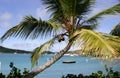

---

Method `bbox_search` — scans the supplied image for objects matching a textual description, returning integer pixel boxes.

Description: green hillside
[0,46,55,54]
[0,46,79,54]
[0,46,31,54]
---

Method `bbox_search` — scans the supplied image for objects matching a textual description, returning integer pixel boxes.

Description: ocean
[0,54,120,78]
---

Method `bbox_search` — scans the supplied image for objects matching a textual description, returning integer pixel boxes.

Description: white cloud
[0,22,10,27]
[0,12,12,20]
[0,12,12,27]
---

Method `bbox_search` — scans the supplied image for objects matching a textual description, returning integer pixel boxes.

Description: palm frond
[42,0,64,18]
[110,23,120,36]
[59,0,95,16]
[42,0,95,21]
[31,37,56,67]
[79,22,99,30]
[86,4,120,24]
[72,29,120,59]
[1,25,21,41]
[75,0,95,16]
[1,16,62,41]
[101,33,120,53]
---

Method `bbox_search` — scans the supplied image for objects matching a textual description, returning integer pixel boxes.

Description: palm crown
[1,0,120,67]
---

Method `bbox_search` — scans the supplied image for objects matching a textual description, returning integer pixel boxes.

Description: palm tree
[1,0,120,78]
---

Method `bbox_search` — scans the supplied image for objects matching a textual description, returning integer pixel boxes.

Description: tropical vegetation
[62,67,120,78]
[62,65,120,78]
[0,0,120,78]
[0,62,29,78]
[1,63,120,78]
[110,23,120,36]
[0,46,31,54]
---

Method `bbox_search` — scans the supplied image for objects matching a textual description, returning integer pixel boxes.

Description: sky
[0,0,120,51]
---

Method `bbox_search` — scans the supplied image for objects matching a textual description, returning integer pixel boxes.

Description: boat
[62,60,76,63]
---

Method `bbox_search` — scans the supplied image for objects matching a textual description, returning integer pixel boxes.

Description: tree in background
[1,0,120,78]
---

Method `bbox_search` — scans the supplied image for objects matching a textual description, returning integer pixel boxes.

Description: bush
[0,62,29,78]
[62,65,120,78]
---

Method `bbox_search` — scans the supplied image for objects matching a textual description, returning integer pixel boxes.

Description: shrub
[62,65,120,78]
[0,62,29,78]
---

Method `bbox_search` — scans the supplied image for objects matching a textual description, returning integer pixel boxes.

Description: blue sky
[0,0,120,51]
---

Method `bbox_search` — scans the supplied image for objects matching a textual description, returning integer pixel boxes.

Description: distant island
[0,46,55,54]
[0,46,81,55]
[0,46,31,54]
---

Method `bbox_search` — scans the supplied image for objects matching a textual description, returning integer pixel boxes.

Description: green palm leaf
[72,29,120,59]
[59,0,95,16]
[110,23,120,36]
[42,0,95,21]
[1,16,62,41]
[1,25,21,41]
[31,37,56,67]
[101,33,120,53]
[86,4,120,24]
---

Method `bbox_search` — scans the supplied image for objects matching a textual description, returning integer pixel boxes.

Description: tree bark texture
[24,41,73,78]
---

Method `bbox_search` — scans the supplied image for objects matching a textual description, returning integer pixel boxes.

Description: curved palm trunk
[24,41,73,78]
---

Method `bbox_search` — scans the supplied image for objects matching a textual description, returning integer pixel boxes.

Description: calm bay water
[0,54,120,78]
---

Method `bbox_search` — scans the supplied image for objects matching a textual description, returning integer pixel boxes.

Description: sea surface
[0,54,120,78]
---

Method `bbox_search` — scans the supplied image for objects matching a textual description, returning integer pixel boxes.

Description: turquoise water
[0,54,120,78]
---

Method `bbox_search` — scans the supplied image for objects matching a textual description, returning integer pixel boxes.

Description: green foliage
[86,4,120,24]
[31,37,56,67]
[1,0,120,68]
[0,46,31,54]
[62,65,120,78]
[72,29,120,59]
[0,62,29,78]
[110,23,120,36]
[1,16,61,41]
